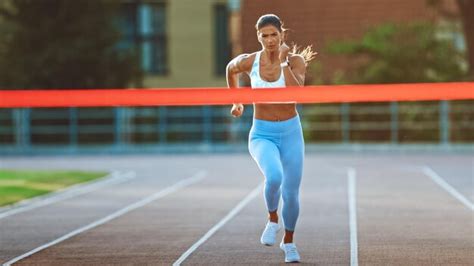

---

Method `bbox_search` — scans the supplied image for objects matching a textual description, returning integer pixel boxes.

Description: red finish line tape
[0,82,473,108]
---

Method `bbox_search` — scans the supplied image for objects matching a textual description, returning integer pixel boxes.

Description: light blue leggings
[248,114,304,231]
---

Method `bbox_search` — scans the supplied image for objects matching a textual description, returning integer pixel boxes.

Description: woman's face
[257,25,283,52]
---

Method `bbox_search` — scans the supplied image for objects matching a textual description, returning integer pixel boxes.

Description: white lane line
[0,170,136,220]
[173,182,264,266]
[422,166,474,211]
[3,170,207,266]
[347,167,358,266]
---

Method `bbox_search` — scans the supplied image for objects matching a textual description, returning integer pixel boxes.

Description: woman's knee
[282,189,299,202]
[265,170,283,189]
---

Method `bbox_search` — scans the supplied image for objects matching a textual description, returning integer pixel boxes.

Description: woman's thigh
[249,137,283,178]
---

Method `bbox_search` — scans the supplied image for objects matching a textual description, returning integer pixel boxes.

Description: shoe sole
[260,239,275,246]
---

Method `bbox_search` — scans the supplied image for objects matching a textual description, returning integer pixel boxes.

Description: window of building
[214,4,231,76]
[119,1,167,75]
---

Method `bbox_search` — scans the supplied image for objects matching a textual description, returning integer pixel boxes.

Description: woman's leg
[249,137,284,218]
[280,128,304,242]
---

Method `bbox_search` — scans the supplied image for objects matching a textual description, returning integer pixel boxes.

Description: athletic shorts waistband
[251,114,301,134]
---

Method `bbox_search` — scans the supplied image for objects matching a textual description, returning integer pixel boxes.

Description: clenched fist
[231,104,244,117]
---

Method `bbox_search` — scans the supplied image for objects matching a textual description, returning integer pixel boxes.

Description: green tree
[0,0,142,89]
[326,22,467,84]
[304,23,470,143]
[428,0,474,79]
[455,0,474,79]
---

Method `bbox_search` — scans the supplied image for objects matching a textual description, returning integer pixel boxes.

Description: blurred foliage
[304,22,472,143]
[427,0,474,79]
[325,22,468,84]
[0,0,142,89]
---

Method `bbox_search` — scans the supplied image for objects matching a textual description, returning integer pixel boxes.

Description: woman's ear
[281,30,287,43]
[256,31,261,42]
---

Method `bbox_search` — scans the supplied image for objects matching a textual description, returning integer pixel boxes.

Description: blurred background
[0,0,472,154]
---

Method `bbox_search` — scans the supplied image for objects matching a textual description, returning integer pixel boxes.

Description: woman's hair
[256,14,284,32]
[255,14,317,65]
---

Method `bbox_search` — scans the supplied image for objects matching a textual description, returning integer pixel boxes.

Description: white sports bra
[249,51,286,89]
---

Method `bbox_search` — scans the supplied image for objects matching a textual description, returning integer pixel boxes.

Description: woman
[226,14,315,263]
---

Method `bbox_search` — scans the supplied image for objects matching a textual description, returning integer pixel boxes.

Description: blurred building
[234,0,461,84]
[117,0,462,87]
[119,0,231,88]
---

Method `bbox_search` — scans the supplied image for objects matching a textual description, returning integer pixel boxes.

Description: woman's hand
[231,104,244,117]
[279,42,290,63]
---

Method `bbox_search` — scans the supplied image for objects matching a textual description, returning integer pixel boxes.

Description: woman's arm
[226,54,251,88]
[279,44,306,86]
[226,54,253,117]
[284,55,306,86]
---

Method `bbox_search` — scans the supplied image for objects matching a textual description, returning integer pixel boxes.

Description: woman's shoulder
[238,52,258,65]
[232,52,258,72]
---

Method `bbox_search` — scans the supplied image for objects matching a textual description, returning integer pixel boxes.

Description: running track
[0,153,472,265]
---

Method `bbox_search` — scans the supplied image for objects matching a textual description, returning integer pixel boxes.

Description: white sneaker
[280,242,301,263]
[260,222,280,246]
